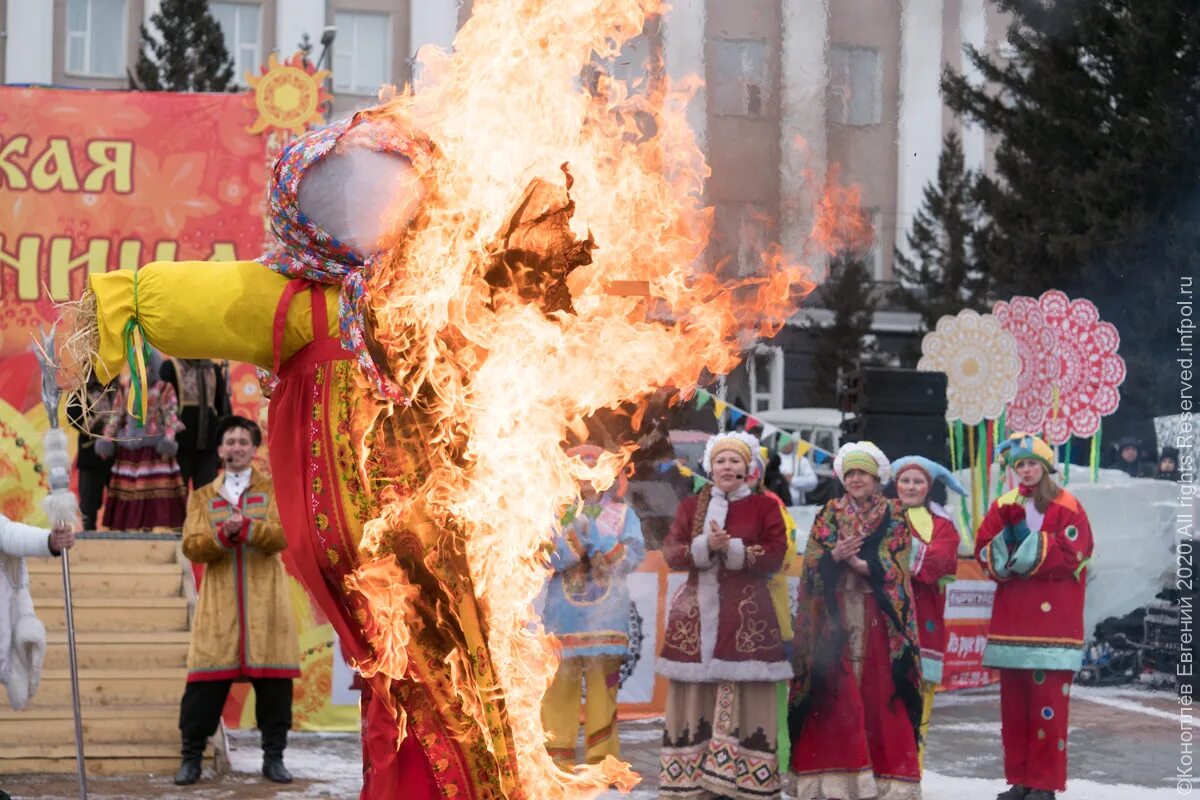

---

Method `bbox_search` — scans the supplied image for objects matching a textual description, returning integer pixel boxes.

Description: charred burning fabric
[56,2,856,798]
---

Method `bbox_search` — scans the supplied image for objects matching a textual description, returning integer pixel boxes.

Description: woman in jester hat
[788,441,923,800]
[889,455,966,769]
[59,110,580,800]
[976,433,1093,800]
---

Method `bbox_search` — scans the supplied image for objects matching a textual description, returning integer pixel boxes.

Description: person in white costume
[0,514,75,710]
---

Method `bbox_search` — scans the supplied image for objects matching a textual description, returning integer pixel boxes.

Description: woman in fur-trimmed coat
[657,431,792,800]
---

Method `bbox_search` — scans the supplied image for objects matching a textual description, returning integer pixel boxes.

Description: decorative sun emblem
[244,51,333,136]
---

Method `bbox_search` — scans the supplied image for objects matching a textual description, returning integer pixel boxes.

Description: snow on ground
[226,729,363,798]
[220,683,1182,799]
[918,772,1180,800]
[1073,685,1191,724]
[595,773,1182,800]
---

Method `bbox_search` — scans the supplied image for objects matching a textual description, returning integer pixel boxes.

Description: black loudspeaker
[842,368,948,416]
[841,413,949,464]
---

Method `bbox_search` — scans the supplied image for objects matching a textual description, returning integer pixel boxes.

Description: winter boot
[173,759,202,785]
[263,756,294,783]
[173,737,205,785]
[995,787,1030,800]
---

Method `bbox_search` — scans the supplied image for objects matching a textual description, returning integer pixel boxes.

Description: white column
[895,0,946,259]
[5,1,54,84]
[409,0,458,90]
[409,0,458,56]
[779,0,829,264]
[959,0,986,172]
[276,0,325,59]
[662,0,706,154]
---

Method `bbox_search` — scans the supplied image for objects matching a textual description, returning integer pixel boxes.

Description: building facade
[1,0,1011,408]
[1,0,465,116]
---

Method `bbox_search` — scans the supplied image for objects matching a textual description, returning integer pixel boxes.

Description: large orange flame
[340,1,857,797]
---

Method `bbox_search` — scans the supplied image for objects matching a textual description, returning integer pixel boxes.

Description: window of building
[714,203,769,277]
[747,345,784,413]
[210,2,262,85]
[828,46,881,126]
[712,39,768,117]
[66,0,127,77]
[333,12,391,95]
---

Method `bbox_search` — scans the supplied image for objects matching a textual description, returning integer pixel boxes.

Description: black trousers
[77,465,111,531]
[175,447,221,492]
[178,678,293,760]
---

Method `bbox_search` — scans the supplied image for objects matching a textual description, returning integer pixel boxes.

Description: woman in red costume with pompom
[976,433,1094,800]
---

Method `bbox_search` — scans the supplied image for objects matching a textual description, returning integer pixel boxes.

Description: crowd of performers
[538,429,1091,800]
[59,117,1092,800]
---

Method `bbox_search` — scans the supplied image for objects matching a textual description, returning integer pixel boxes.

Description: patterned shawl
[788,493,923,744]
[259,112,436,402]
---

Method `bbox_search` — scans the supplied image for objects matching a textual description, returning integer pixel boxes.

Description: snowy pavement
[1,684,1184,799]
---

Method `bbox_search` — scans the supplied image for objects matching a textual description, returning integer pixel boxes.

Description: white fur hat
[702,431,762,476]
[833,441,891,484]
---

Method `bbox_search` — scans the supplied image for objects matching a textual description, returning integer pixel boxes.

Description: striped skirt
[105,445,187,530]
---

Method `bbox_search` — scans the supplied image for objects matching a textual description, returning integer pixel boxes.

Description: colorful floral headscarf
[258,112,436,402]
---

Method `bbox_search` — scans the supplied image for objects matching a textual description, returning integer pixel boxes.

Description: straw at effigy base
[55,289,100,395]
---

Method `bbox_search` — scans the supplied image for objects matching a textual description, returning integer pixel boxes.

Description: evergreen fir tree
[892,131,990,332]
[133,0,235,92]
[941,0,1200,424]
[811,254,878,406]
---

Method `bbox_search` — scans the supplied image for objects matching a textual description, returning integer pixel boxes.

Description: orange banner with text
[0,85,271,522]
[1,86,358,730]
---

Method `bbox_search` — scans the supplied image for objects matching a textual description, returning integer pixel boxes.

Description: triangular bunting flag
[678,465,694,478]
[694,388,712,410]
[728,408,745,427]
[692,474,707,492]
[713,399,727,419]
[813,450,829,464]
[796,440,811,457]
[745,416,761,432]
[778,432,793,449]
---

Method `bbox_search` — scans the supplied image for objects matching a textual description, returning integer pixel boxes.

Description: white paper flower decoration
[918,309,1021,424]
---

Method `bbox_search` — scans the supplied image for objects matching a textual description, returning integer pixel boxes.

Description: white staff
[34,325,88,800]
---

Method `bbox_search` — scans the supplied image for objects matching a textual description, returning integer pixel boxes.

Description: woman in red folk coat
[657,431,793,800]
[976,433,1094,800]
[891,455,967,768]
[789,441,923,800]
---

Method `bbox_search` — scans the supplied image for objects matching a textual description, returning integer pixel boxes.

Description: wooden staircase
[0,535,204,776]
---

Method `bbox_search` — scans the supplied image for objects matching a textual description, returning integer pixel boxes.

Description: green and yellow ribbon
[122,268,151,425]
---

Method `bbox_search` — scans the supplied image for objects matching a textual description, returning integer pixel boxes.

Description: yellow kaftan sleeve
[88,261,340,383]
[247,493,287,555]
[181,489,229,565]
[767,504,798,642]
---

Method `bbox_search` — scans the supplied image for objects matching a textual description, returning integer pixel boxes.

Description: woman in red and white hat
[657,431,792,800]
